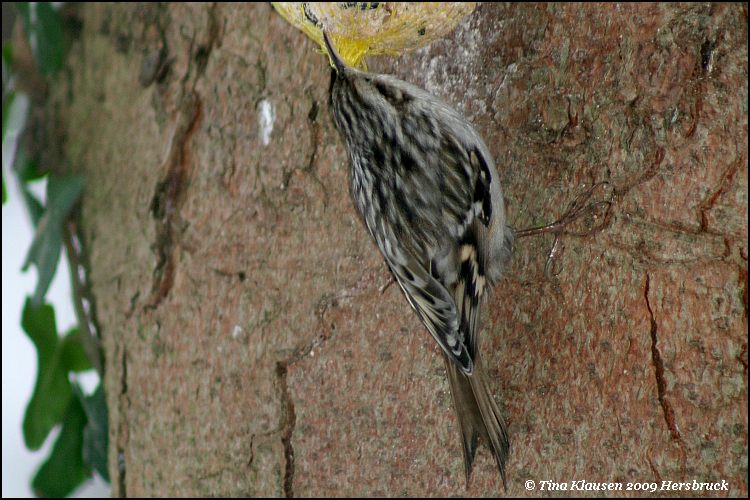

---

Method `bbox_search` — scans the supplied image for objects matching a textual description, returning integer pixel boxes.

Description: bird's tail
[444,353,509,488]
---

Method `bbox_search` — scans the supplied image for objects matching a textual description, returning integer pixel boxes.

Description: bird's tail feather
[444,354,509,488]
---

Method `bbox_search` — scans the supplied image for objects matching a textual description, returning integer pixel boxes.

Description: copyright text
[524,479,729,493]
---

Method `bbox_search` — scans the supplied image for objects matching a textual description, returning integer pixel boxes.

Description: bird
[323,31,514,486]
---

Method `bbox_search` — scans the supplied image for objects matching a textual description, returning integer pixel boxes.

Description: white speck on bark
[258,99,275,146]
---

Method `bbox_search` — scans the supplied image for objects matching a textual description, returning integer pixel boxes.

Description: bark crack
[268,270,385,497]
[644,273,682,441]
[646,450,663,484]
[192,2,222,82]
[281,97,329,208]
[145,3,221,309]
[146,93,203,309]
[276,361,296,498]
[116,346,129,497]
[246,434,256,468]
[738,342,748,376]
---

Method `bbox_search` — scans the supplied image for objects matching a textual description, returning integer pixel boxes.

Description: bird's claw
[516,181,612,284]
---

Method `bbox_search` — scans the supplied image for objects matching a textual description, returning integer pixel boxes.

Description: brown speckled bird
[324,32,513,485]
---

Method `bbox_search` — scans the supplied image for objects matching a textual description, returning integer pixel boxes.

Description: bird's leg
[515,182,612,281]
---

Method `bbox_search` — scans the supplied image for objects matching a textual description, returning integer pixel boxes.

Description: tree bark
[40,3,746,496]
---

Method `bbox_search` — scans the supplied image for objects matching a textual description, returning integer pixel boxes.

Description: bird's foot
[515,182,612,281]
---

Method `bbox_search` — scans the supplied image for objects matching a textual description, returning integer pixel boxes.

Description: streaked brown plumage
[324,32,513,486]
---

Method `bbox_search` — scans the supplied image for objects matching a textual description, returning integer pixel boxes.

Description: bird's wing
[385,249,474,374]
[452,147,494,357]
[383,145,494,374]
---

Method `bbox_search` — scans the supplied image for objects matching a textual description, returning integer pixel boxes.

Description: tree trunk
[40,3,746,496]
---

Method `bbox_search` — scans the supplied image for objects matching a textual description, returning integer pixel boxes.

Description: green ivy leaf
[22,174,84,307]
[21,299,72,450]
[46,174,85,217]
[2,40,12,66]
[60,328,93,373]
[23,219,63,308]
[20,183,45,225]
[31,396,89,498]
[15,2,65,76]
[14,155,47,225]
[75,384,109,482]
[17,156,47,183]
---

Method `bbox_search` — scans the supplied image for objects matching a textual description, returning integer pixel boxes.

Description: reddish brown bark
[41,3,746,496]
